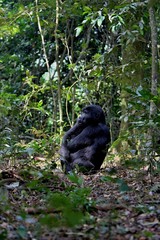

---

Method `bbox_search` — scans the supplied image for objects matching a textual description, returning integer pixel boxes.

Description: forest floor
[0,159,160,240]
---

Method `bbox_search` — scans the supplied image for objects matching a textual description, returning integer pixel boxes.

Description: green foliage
[111,84,160,172]
[42,192,85,227]
[123,158,145,169]
[67,172,84,186]
[0,229,7,240]
[17,226,28,239]
[40,174,93,227]
[25,169,57,192]
[143,231,154,238]
[101,176,131,192]
[0,0,159,172]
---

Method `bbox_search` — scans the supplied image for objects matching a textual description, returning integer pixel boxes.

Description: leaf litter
[0,164,160,240]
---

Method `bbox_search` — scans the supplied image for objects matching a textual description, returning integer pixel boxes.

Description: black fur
[60,105,110,173]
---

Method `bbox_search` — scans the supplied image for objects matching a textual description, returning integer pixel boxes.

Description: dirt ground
[0,163,160,240]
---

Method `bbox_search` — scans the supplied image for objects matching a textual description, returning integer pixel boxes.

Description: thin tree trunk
[148,2,158,117]
[35,0,56,134]
[145,1,159,160]
[55,0,63,134]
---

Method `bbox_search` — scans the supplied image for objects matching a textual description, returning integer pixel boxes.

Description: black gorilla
[60,105,110,173]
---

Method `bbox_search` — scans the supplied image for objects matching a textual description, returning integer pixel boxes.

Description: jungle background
[0,0,160,239]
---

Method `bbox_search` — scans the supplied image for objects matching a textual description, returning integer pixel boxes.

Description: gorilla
[60,105,110,173]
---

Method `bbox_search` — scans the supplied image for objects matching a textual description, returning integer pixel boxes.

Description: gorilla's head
[77,105,106,125]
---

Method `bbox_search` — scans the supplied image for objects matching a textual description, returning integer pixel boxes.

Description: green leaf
[101,177,131,192]
[25,147,35,156]
[67,172,84,186]
[97,16,105,27]
[48,193,71,210]
[63,209,84,227]
[0,229,7,240]
[75,26,83,37]
[116,179,131,192]
[83,6,92,14]
[37,100,43,107]
[17,226,28,239]
[101,176,118,183]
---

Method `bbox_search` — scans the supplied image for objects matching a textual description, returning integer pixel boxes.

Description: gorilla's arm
[68,123,110,152]
[60,122,83,162]
[62,123,82,143]
[67,125,101,152]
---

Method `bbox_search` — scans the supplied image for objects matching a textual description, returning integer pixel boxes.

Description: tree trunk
[55,0,63,134]
[147,1,159,154]
[148,2,158,117]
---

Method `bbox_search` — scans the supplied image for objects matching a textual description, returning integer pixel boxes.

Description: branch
[35,0,50,79]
